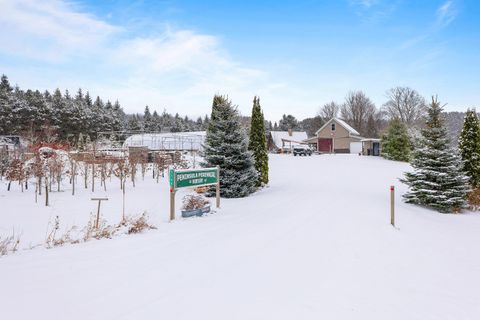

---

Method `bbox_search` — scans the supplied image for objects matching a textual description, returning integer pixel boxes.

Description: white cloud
[349,0,399,24]
[436,1,457,27]
[0,0,303,119]
[400,0,458,50]
[350,0,380,8]
[0,0,119,62]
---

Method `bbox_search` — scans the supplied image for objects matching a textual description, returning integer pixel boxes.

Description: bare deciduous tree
[340,91,377,136]
[383,87,426,126]
[319,101,340,120]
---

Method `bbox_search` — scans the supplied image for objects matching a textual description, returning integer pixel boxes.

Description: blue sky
[0,0,479,121]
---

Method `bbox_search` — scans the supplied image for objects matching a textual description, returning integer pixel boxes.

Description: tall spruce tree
[143,106,153,131]
[458,109,480,187]
[402,97,468,213]
[248,96,269,186]
[381,118,411,162]
[202,95,257,198]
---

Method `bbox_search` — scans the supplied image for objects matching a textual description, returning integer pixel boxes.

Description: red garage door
[318,138,332,153]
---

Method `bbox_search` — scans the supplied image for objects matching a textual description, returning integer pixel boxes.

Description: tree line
[0,74,468,148]
[0,75,210,146]
[272,87,426,138]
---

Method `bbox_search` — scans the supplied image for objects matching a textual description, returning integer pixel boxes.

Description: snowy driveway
[1,154,480,320]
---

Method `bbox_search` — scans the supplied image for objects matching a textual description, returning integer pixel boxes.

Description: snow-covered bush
[43,213,156,250]
[124,212,156,234]
[0,233,20,256]
[182,194,210,211]
[467,188,480,211]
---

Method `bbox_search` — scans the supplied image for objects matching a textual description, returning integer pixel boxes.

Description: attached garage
[349,141,362,154]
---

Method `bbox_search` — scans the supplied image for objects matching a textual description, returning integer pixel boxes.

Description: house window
[331,123,336,131]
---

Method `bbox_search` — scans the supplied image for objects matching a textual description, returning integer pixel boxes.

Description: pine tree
[152,110,161,131]
[0,75,14,134]
[202,115,209,130]
[143,106,153,131]
[111,100,125,132]
[171,113,184,132]
[458,109,480,187]
[381,118,411,162]
[202,95,258,198]
[402,97,468,213]
[127,114,142,131]
[278,114,299,131]
[51,89,64,137]
[248,96,269,186]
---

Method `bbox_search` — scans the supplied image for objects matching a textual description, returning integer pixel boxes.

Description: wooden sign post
[169,166,220,221]
[390,186,395,227]
[169,187,176,221]
[91,197,108,228]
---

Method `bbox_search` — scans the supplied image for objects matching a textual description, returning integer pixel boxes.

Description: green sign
[169,167,218,189]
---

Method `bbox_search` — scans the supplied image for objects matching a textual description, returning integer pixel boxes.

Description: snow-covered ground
[1,154,480,319]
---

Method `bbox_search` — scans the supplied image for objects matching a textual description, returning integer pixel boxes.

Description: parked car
[293,144,312,156]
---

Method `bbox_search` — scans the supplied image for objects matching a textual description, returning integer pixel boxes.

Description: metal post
[390,186,395,227]
[216,166,220,208]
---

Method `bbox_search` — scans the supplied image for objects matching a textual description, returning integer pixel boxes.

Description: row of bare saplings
[2,148,188,207]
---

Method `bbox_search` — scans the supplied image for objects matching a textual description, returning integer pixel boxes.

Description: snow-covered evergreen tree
[151,110,161,131]
[248,96,269,186]
[202,95,257,198]
[127,114,142,131]
[143,106,153,131]
[381,118,411,162]
[402,97,468,213]
[458,109,480,187]
[0,75,14,134]
[111,100,125,132]
[171,113,184,132]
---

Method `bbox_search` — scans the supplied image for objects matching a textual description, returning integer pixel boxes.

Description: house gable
[315,118,360,137]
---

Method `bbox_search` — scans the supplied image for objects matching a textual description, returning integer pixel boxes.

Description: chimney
[288,128,292,136]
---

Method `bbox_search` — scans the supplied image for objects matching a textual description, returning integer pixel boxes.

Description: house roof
[270,131,308,148]
[303,136,319,144]
[315,118,360,136]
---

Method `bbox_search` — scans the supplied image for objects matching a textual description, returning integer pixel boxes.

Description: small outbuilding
[361,139,381,156]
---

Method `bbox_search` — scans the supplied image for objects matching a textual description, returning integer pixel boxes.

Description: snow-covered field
[1,154,480,319]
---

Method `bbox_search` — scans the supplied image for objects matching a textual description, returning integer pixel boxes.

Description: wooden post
[170,188,176,221]
[122,179,126,222]
[95,200,101,228]
[92,162,95,192]
[91,197,108,229]
[390,185,395,227]
[45,177,49,206]
[71,161,75,196]
[216,166,220,208]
